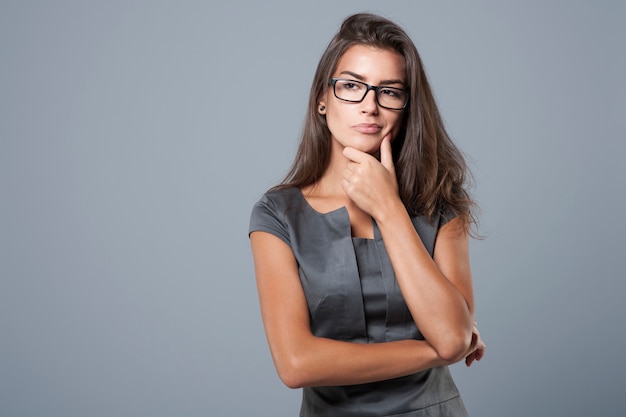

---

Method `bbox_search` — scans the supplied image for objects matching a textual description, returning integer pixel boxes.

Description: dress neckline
[294,188,377,241]
[295,187,348,217]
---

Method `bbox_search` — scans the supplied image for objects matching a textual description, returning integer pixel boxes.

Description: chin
[353,139,382,155]
[333,134,382,155]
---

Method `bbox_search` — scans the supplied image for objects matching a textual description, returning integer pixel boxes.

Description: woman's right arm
[250,231,466,388]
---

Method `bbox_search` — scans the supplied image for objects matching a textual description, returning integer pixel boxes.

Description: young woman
[249,13,485,416]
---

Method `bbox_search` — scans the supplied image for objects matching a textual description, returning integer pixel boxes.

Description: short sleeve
[249,193,291,246]
[438,207,459,228]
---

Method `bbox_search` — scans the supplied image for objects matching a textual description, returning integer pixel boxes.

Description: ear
[318,101,327,115]
[317,87,331,115]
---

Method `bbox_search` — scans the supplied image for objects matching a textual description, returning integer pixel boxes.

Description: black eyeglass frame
[329,78,410,110]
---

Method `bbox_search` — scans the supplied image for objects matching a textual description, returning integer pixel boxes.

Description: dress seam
[386,393,463,416]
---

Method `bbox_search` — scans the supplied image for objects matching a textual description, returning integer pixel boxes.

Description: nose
[359,88,379,114]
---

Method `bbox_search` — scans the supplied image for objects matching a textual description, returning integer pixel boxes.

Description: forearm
[374,199,474,360]
[274,335,450,388]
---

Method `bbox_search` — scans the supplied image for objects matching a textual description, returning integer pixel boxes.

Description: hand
[464,322,486,367]
[341,134,400,218]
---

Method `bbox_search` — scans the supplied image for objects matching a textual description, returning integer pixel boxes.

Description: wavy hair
[274,13,477,231]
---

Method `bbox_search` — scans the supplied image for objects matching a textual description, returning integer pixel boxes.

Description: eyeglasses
[330,78,410,110]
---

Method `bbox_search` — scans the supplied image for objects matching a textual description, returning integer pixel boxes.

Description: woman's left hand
[342,134,400,218]
[465,322,486,367]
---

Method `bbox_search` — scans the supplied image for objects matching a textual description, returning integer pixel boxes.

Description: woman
[249,13,485,416]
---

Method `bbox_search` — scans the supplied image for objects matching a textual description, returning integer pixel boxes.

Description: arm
[250,230,457,388]
[342,137,475,361]
[377,208,475,361]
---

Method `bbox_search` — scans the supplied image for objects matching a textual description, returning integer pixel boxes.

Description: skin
[250,45,485,389]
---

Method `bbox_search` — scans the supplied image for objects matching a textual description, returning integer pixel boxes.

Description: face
[319,44,407,155]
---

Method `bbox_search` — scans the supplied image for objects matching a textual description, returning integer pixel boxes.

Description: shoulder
[409,209,458,257]
[252,187,302,216]
[249,187,302,246]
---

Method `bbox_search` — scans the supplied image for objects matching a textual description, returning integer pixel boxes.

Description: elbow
[280,375,305,390]
[275,353,310,389]
[278,368,305,389]
[435,330,472,363]
[270,334,321,388]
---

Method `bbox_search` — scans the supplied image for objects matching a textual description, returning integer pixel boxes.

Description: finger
[476,344,486,361]
[469,331,478,351]
[345,161,359,173]
[342,165,355,183]
[341,178,353,195]
[343,146,368,163]
[379,134,395,173]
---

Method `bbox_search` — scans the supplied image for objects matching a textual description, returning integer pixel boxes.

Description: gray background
[1,1,624,416]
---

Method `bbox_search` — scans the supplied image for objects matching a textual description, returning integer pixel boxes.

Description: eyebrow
[339,70,406,87]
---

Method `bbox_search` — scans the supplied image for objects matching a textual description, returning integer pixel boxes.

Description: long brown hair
[275,13,477,230]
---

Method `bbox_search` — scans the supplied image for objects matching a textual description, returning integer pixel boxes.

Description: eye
[338,80,364,91]
[380,87,400,98]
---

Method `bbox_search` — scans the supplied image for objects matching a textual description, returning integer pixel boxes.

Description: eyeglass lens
[333,79,408,109]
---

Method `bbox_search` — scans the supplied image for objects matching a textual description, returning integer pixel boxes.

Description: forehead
[334,44,406,82]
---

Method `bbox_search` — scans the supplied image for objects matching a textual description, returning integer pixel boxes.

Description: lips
[352,123,382,134]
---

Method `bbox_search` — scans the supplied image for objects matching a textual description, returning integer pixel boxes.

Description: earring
[319,105,326,113]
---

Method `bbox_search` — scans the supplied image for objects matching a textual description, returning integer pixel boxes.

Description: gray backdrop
[2,1,624,416]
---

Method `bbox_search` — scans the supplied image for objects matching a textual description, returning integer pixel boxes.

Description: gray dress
[249,187,469,417]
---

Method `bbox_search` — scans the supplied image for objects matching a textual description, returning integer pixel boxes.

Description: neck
[307,139,351,198]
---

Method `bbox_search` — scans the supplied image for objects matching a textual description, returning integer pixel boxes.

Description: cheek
[324,107,346,135]
[388,114,405,137]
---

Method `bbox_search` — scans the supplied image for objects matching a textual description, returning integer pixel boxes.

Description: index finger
[379,134,395,173]
[342,146,369,163]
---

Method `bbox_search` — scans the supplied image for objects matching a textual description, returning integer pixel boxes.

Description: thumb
[380,134,395,173]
